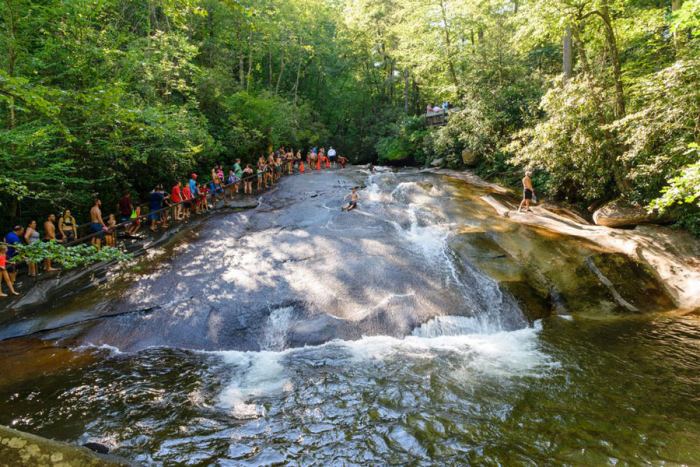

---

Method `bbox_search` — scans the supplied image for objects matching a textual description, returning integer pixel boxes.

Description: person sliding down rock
[342,187,360,212]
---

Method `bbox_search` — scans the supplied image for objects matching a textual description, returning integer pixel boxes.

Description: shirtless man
[43,214,59,271]
[90,198,106,249]
[342,187,360,211]
[518,171,535,213]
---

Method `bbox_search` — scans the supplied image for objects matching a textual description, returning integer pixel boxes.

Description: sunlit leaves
[10,241,132,269]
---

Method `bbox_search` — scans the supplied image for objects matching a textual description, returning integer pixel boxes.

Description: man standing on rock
[518,171,535,213]
[328,146,337,167]
[90,198,106,249]
[43,214,59,272]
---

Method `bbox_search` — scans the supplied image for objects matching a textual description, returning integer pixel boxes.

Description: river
[1,167,699,464]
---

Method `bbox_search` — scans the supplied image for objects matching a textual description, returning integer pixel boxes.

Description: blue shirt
[149,191,164,211]
[189,178,199,197]
[4,232,21,260]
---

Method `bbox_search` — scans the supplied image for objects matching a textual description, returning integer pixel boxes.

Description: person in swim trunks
[518,170,535,213]
[342,187,360,211]
[90,199,106,249]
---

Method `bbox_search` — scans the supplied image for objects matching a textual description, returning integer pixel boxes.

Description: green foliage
[610,60,700,202]
[508,76,617,202]
[0,0,699,236]
[10,241,132,269]
[376,116,429,164]
[650,151,700,235]
[434,99,500,166]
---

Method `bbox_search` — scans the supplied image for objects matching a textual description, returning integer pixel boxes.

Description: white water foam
[213,318,555,419]
[217,350,289,419]
[72,343,124,356]
[261,307,294,351]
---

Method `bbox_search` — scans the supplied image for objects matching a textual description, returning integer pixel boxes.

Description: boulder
[461,149,478,166]
[429,157,445,167]
[593,199,668,228]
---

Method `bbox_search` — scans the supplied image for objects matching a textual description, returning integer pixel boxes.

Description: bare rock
[593,199,669,228]
[461,149,478,166]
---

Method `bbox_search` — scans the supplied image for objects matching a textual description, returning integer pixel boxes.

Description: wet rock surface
[0,167,680,349]
[0,424,130,466]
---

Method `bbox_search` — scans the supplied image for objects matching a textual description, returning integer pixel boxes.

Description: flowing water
[1,167,699,465]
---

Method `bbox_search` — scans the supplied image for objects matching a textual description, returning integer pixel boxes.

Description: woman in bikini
[24,220,40,277]
[243,164,254,194]
[58,209,78,243]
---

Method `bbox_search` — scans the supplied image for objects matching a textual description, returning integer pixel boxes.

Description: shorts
[90,222,105,239]
[329,155,336,161]
[524,189,533,200]
[184,201,192,209]
[148,212,160,221]
[6,263,16,273]
[348,201,357,209]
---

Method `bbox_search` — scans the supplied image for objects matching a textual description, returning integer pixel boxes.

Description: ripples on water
[1,314,698,464]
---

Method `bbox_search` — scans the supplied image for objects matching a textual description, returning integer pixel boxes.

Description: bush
[10,241,132,269]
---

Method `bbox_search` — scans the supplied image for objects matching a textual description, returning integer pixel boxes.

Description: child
[128,207,142,236]
[105,213,117,247]
[342,187,360,211]
[0,245,19,297]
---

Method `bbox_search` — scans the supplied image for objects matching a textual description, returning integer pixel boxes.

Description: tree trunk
[403,69,409,113]
[275,55,285,95]
[293,56,304,105]
[438,0,461,97]
[563,27,573,79]
[671,0,683,47]
[246,33,253,91]
[268,48,273,88]
[598,3,625,117]
[239,52,245,87]
[573,26,630,194]
[4,0,18,128]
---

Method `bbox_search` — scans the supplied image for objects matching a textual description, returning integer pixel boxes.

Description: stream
[1,167,699,465]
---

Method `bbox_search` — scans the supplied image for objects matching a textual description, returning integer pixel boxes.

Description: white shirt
[328,148,336,157]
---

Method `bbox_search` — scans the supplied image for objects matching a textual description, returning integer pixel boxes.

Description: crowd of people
[0,145,349,298]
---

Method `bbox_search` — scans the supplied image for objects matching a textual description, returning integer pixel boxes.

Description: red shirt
[171,185,182,203]
[0,254,6,269]
[182,185,192,200]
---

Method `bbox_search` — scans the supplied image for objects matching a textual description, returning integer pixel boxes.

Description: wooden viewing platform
[425,109,453,127]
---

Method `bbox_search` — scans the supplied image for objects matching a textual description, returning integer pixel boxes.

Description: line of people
[1,145,349,298]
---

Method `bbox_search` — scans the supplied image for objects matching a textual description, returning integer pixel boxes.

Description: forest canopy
[1,0,699,233]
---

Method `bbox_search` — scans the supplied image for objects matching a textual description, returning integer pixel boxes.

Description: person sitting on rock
[342,187,360,212]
